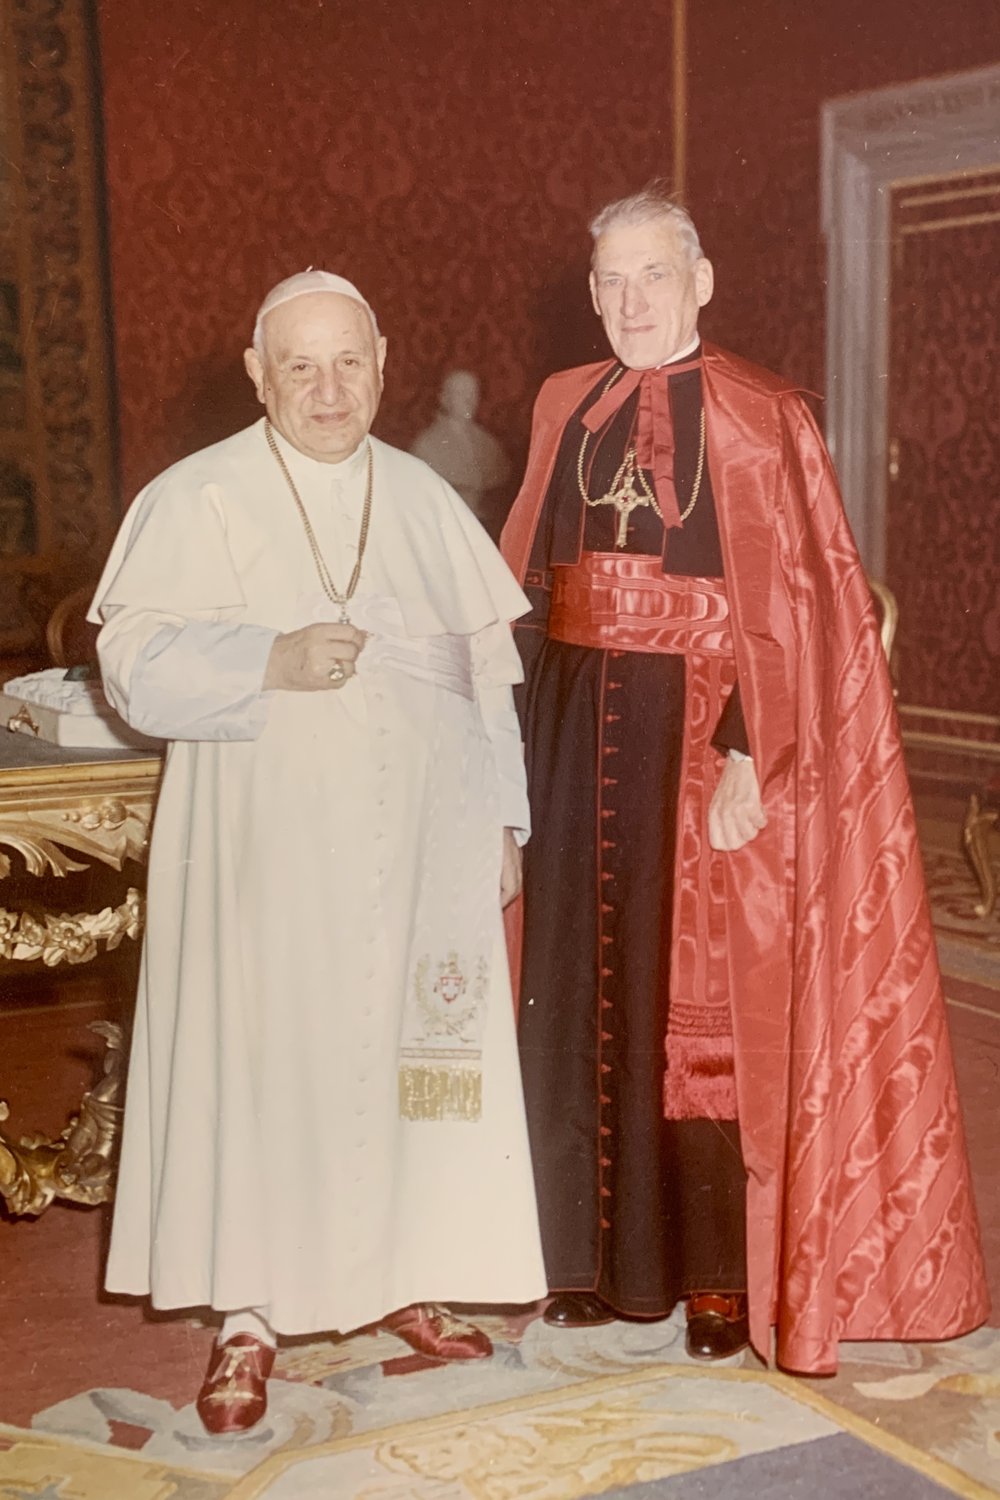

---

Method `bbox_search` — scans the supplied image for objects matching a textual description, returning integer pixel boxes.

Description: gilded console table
[0,733,161,962]
[0,733,161,1214]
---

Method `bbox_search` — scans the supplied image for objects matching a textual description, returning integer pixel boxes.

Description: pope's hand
[500,827,523,907]
[708,756,767,851]
[263,623,366,691]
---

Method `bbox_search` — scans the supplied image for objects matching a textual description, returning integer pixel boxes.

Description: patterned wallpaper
[97,0,997,719]
[887,185,1000,717]
[97,0,995,481]
[97,0,674,501]
[686,0,994,392]
[683,0,997,719]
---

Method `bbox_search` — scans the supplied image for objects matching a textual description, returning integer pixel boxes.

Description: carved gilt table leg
[0,754,159,1217]
[0,1021,125,1216]
[0,888,143,965]
[962,793,999,920]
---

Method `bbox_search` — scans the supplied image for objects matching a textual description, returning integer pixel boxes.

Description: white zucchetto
[253,269,379,346]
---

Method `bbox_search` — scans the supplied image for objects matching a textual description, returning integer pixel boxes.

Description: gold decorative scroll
[0,887,142,965]
[0,1021,125,1215]
[0,761,161,881]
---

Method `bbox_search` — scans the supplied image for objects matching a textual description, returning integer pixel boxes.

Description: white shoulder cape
[90,420,528,638]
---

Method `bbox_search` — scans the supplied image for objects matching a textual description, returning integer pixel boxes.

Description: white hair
[589,184,703,265]
[252,269,381,354]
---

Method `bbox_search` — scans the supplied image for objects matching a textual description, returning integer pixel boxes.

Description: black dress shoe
[685,1292,749,1360]
[543,1292,616,1328]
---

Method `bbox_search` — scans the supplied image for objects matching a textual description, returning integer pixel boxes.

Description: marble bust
[411,370,511,528]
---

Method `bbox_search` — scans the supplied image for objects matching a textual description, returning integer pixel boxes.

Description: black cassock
[515,354,747,1316]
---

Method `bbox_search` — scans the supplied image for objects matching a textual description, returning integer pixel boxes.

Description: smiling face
[244,292,387,462]
[589,217,714,370]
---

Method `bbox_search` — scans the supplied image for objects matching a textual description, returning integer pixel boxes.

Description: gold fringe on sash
[399,951,489,1121]
[399,1063,482,1122]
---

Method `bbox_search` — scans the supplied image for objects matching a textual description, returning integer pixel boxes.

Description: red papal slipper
[382,1303,493,1361]
[195,1333,276,1434]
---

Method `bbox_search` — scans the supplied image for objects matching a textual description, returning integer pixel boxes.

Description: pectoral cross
[584,448,658,549]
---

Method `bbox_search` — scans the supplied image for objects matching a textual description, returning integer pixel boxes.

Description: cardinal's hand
[708,756,767,851]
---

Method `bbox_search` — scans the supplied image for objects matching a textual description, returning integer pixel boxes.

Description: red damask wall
[686,0,999,717]
[97,0,674,502]
[97,1,998,718]
[687,0,995,389]
[887,186,1000,716]
[98,0,995,478]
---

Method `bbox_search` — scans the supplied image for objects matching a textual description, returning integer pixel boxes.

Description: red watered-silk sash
[548,553,733,658]
[546,550,740,1122]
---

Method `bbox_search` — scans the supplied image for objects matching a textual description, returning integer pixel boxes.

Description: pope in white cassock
[90,270,547,1435]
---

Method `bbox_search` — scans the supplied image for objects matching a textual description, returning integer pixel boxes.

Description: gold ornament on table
[5,703,41,737]
[0,1021,125,1215]
[577,368,706,549]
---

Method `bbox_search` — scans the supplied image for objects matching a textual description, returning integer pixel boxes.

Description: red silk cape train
[502,342,989,1373]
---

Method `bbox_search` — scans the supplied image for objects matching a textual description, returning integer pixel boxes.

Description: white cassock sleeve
[471,618,530,844]
[91,470,279,742]
[97,611,278,741]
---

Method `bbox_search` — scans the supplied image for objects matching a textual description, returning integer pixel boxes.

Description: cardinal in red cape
[501,184,988,1374]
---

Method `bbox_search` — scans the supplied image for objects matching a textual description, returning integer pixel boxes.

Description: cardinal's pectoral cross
[584,448,656,549]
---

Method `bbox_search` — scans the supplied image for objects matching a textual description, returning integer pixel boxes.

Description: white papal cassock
[91,419,546,1336]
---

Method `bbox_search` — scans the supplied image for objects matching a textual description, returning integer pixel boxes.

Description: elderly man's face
[589,219,713,370]
[244,292,387,462]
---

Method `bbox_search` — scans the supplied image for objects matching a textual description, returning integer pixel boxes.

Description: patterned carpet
[1,795,998,1499]
[2,1309,1000,1498]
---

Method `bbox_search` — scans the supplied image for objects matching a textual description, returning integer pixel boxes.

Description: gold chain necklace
[577,369,706,549]
[264,419,373,623]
